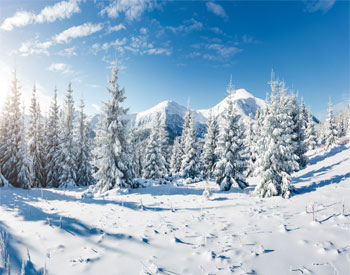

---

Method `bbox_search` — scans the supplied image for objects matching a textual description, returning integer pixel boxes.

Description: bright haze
[0,0,348,119]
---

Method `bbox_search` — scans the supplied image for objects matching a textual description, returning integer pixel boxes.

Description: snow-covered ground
[1,145,349,275]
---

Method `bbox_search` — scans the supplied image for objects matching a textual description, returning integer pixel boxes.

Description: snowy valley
[0,145,349,274]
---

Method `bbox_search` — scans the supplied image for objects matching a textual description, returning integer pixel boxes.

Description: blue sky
[0,0,348,119]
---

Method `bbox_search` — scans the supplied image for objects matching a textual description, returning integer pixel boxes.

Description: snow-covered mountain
[91,88,265,141]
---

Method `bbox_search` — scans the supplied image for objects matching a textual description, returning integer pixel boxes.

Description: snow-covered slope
[1,145,349,274]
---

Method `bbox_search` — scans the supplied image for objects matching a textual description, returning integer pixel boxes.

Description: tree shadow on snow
[294,172,350,196]
[308,145,347,166]
[0,222,44,275]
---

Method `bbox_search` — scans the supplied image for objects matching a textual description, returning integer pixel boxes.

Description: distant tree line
[0,66,348,199]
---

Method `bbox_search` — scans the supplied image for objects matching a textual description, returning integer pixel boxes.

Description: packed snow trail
[0,145,349,274]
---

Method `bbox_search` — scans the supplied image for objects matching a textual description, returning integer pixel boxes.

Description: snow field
[0,145,349,274]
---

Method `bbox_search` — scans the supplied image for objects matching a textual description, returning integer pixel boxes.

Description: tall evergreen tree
[180,103,200,179]
[245,113,256,177]
[28,85,45,187]
[325,99,338,149]
[58,83,77,187]
[254,80,299,198]
[291,94,308,169]
[46,88,61,188]
[93,64,133,192]
[1,69,31,188]
[170,136,182,176]
[142,114,166,180]
[75,99,94,186]
[305,111,317,150]
[201,112,219,179]
[214,92,248,191]
[0,94,11,175]
[159,117,170,176]
[128,123,143,178]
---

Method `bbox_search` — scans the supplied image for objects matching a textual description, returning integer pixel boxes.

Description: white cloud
[166,18,203,33]
[57,47,77,56]
[55,23,103,43]
[241,34,260,44]
[146,48,171,56]
[18,40,53,56]
[1,0,80,31]
[48,63,71,74]
[304,0,336,13]
[209,27,223,35]
[109,23,126,32]
[207,44,241,57]
[100,0,155,21]
[0,11,34,31]
[206,2,227,19]
[140,27,148,34]
[102,38,128,50]
[36,0,80,23]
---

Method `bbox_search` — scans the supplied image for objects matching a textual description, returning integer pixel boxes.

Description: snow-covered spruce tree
[251,108,264,176]
[159,117,171,176]
[75,99,94,186]
[0,94,11,175]
[214,92,248,191]
[93,64,133,192]
[57,83,77,187]
[245,113,256,177]
[254,80,299,198]
[1,69,31,188]
[142,114,166,180]
[28,85,45,187]
[128,123,144,178]
[201,112,219,179]
[325,99,338,149]
[170,136,183,176]
[290,94,308,169]
[46,88,61,188]
[180,104,200,179]
[305,111,317,150]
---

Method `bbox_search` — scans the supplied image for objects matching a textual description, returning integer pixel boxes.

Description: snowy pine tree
[291,94,308,169]
[201,112,219,179]
[142,114,166,180]
[1,69,31,188]
[93,64,133,192]
[28,85,45,187]
[180,103,200,179]
[57,83,77,187]
[254,79,299,198]
[305,111,317,150]
[245,113,256,177]
[46,88,61,188]
[75,99,94,186]
[159,117,170,176]
[170,136,183,176]
[128,123,144,178]
[214,91,248,191]
[325,99,338,149]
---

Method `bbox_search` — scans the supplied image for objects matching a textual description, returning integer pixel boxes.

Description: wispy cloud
[57,47,77,57]
[166,18,203,33]
[100,0,156,21]
[108,23,126,32]
[304,0,336,13]
[206,2,227,19]
[1,0,80,31]
[18,40,53,56]
[48,63,71,74]
[55,22,103,43]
